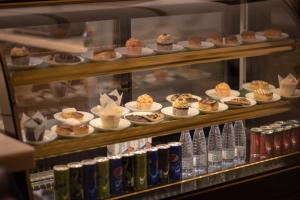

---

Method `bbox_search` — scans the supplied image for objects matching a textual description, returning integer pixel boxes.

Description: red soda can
[250,127,262,162]
[282,125,292,154]
[260,130,274,159]
[273,127,284,156]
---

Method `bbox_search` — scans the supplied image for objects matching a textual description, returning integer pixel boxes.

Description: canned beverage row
[250,119,300,162]
[53,142,182,200]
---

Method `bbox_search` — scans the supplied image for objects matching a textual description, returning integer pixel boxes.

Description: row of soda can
[53,142,182,200]
[250,119,300,162]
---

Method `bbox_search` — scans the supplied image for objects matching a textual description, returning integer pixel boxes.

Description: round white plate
[43,55,84,65]
[236,34,267,43]
[115,47,154,57]
[125,101,162,112]
[54,111,94,124]
[177,41,215,50]
[22,130,57,145]
[84,52,122,61]
[161,107,199,119]
[256,32,289,40]
[124,112,165,125]
[166,94,202,103]
[273,88,300,99]
[190,102,228,113]
[8,57,43,69]
[205,89,240,100]
[245,92,281,103]
[242,82,276,92]
[90,106,130,116]
[51,125,94,138]
[89,118,131,131]
[221,97,257,108]
[147,44,184,54]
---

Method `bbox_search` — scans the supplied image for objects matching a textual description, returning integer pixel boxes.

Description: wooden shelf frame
[34,100,297,160]
[11,39,295,86]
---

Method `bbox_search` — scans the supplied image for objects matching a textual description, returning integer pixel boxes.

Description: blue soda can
[168,142,182,181]
[109,155,123,196]
[81,159,97,200]
[146,147,159,186]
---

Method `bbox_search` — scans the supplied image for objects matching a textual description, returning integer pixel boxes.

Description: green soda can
[67,162,83,200]
[122,153,135,193]
[134,150,147,191]
[53,165,70,200]
[94,157,110,200]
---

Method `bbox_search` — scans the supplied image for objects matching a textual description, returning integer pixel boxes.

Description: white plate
[8,57,43,69]
[221,97,257,108]
[273,88,300,99]
[51,125,94,138]
[236,34,267,43]
[205,89,240,100]
[90,106,130,116]
[89,118,131,131]
[161,107,199,119]
[257,32,289,40]
[124,112,165,125]
[84,52,122,61]
[245,92,281,103]
[43,55,84,65]
[22,130,57,145]
[166,94,202,103]
[177,41,215,50]
[147,44,184,54]
[115,47,154,57]
[125,101,162,112]
[54,111,94,124]
[190,102,228,113]
[242,82,276,92]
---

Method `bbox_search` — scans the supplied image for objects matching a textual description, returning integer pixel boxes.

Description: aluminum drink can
[121,153,135,192]
[53,165,70,200]
[286,120,299,125]
[109,155,123,196]
[67,162,83,200]
[273,121,287,126]
[168,142,182,181]
[146,147,159,187]
[250,128,262,162]
[81,159,97,200]
[283,125,292,154]
[260,125,273,131]
[260,130,274,159]
[290,124,299,152]
[134,150,147,191]
[157,144,170,184]
[94,157,110,200]
[273,127,284,156]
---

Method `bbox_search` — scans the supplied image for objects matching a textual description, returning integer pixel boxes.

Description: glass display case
[0,0,299,199]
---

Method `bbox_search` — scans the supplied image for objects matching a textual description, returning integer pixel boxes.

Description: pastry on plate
[126,113,164,123]
[170,93,198,103]
[172,97,189,116]
[137,94,153,110]
[224,35,239,46]
[225,97,251,107]
[215,82,231,97]
[198,98,219,111]
[278,74,299,96]
[250,80,270,90]
[56,124,73,135]
[52,53,81,63]
[125,37,142,55]
[93,48,116,61]
[188,36,202,48]
[263,28,282,40]
[153,70,168,81]
[10,46,30,65]
[73,124,89,135]
[241,31,256,43]
[207,34,223,46]
[254,89,273,101]
[61,108,84,120]
[156,33,174,51]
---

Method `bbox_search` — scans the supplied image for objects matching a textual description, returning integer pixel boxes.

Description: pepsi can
[157,144,170,184]
[168,142,182,181]
[122,153,135,193]
[81,159,97,200]
[147,147,159,187]
[109,155,123,196]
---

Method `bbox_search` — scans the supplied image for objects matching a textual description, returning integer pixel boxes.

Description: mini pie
[254,89,273,101]
[225,97,251,106]
[126,113,164,123]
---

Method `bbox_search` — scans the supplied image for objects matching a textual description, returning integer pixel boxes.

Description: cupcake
[99,102,122,129]
[172,97,189,116]
[215,82,231,97]
[125,38,142,55]
[10,47,30,65]
[156,33,174,51]
[278,74,299,97]
[136,94,153,110]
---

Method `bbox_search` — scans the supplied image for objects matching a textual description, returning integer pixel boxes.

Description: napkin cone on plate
[278,74,299,97]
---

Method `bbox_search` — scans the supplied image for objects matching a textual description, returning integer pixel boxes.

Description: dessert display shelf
[34,100,296,160]
[11,39,294,86]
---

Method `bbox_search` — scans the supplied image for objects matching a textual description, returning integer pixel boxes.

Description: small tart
[198,98,218,111]
[254,89,273,101]
[93,48,116,61]
[225,97,251,106]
